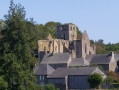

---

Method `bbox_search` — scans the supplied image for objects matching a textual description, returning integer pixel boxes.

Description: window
[42,76,44,80]
[70,26,72,30]
[73,26,75,30]
[85,44,87,54]
[40,75,42,80]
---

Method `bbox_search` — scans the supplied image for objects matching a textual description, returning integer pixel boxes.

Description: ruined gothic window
[73,26,75,30]
[70,26,72,30]
[64,34,65,40]
[60,27,62,31]
[55,46,57,52]
[85,44,87,54]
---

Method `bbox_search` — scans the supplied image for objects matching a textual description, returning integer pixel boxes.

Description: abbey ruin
[34,24,118,89]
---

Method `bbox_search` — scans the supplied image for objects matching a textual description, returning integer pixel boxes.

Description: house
[33,64,55,86]
[86,52,117,71]
[47,67,106,90]
[41,53,72,69]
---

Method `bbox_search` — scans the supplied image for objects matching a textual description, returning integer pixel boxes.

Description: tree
[105,76,113,84]
[45,84,55,90]
[76,27,82,40]
[0,0,38,89]
[106,71,119,83]
[97,39,104,44]
[0,20,2,31]
[45,22,61,38]
[0,76,8,90]
[88,73,103,88]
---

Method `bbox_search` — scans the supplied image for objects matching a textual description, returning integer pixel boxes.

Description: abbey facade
[38,24,96,62]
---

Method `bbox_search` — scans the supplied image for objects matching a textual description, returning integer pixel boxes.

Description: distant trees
[88,73,103,88]
[45,22,61,38]
[95,38,119,54]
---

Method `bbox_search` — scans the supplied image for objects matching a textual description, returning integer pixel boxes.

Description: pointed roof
[33,64,55,75]
[46,33,52,40]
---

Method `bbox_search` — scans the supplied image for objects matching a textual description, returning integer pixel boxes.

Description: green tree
[0,76,8,90]
[0,20,2,31]
[105,76,113,84]
[0,0,38,89]
[45,22,61,38]
[45,84,55,90]
[76,27,82,40]
[35,24,49,40]
[88,73,103,88]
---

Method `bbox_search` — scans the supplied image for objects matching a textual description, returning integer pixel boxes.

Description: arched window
[73,26,75,30]
[70,26,72,30]
[85,44,87,54]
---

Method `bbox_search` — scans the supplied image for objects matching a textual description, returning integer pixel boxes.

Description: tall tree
[0,0,39,89]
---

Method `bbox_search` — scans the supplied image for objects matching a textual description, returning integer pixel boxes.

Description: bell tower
[57,24,77,41]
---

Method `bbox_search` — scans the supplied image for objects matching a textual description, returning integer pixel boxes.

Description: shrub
[45,84,55,90]
[88,73,103,88]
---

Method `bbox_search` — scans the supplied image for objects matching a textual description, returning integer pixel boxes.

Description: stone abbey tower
[38,24,96,61]
[57,24,77,41]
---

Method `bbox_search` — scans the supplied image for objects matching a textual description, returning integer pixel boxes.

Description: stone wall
[38,39,70,61]
[57,24,77,41]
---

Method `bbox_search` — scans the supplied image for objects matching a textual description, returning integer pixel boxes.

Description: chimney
[109,51,114,57]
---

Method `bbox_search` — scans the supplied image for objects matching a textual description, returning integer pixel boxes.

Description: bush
[105,76,113,84]
[88,73,103,88]
[45,84,55,90]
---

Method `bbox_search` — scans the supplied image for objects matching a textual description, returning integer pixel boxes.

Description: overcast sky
[0,0,119,44]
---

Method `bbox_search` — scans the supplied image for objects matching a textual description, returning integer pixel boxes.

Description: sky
[0,0,119,44]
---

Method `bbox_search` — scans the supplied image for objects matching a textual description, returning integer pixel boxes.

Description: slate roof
[48,67,98,78]
[90,54,112,64]
[115,54,119,61]
[86,55,94,63]
[33,64,55,75]
[69,58,89,67]
[41,53,71,64]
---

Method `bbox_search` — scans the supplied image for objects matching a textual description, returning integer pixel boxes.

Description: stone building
[35,23,118,89]
[33,64,55,86]
[86,52,117,71]
[47,67,106,90]
[57,24,77,41]
[38,24,96,62]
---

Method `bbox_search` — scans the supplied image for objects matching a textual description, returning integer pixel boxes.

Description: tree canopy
[0,0,39,89]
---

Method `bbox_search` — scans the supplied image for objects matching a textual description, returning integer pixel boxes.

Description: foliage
[106,71,119,83]
[45,84,55,90]
[0,20,2,31]
[76,27,82,40]
[45,22,61,38]
[56,88,60,90]
[95,39,119,54]
[88,73,103,88]
[105,76,113,84]
[112,83,119,88]
[0,76,8,90]
[35,24,49,40]
[0,0,39,89]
